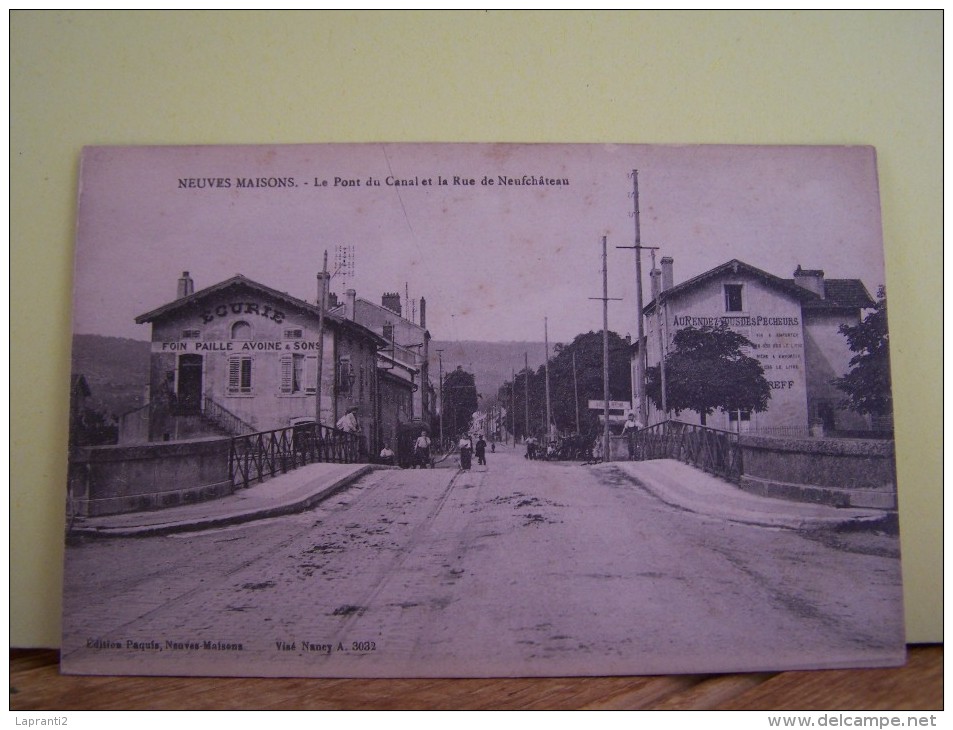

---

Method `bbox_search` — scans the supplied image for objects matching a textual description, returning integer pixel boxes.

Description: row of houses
[119,271,434,455]
[119,256,884,453]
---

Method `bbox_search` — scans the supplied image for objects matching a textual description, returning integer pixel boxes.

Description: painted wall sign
[152,340,322,353]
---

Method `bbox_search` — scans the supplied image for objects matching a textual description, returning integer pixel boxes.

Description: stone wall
[73,437,233,517]
[737,435,896,509]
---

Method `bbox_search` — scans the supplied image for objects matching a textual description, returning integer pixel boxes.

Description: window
[724,284,744,312]
[728,409,751,433]
[181,329,201,339]
[280,353,318,395]
[231,321,252,339]
[283,328,303,339]
[304,355,317,394]
[337,356,354,395]
[227,355,253,395]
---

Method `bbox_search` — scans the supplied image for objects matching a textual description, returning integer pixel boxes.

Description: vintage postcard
[62,143,903,677]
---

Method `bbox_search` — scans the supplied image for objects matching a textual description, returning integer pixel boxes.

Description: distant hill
[71,334,151,419]
[429,340,549,403]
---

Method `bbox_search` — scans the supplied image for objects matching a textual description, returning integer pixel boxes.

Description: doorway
[177,354,203,414]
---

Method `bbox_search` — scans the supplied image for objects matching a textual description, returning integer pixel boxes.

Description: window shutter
[304,355,318,393]
[228,357,241,394]
[280,355,293,394]
[240,358,252,392]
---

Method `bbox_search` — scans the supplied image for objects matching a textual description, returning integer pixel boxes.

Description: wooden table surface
[9,645,942,711]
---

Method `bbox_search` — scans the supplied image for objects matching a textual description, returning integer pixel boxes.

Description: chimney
[793,265,825,298]
[419,296,427,329]
[660,257,674,292]
[177,271,194,299]
[345,289,357,320]
[381,292,402,316]
[327,291,339,309]
[650,268,661,301]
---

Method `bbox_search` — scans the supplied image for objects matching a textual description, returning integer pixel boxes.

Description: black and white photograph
[61,143,903,678]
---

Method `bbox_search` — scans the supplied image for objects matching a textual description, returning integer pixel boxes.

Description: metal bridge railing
[229,422,364,490]
[628,420,743,484]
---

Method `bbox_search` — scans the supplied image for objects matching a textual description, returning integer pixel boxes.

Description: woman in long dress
[458,434,473,470]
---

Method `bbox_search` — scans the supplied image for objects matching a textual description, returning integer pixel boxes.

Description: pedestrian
[490,441,496,454]
[475,435,487,466]
[621,412,642,436]
[621,411,642,459]
[458,433,473,470]
[336,406,360,434]
[413,430,431,469]
[379,442,395,466]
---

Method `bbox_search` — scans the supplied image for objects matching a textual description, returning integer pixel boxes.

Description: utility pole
[572,351,580,435]
[632,170,645,427]
[651,248,668,416]
[436,349,444,448]
[523,352,530,439]
[315,250,328,425]
[544,316,552,440]
[601,237,611,461]
[510,366,516,447]
[617,170,658,426]
[590,235,622,461]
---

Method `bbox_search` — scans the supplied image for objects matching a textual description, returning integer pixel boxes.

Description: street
[61,448,904,677]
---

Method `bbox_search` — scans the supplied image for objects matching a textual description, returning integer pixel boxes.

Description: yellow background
[10,11,942,646]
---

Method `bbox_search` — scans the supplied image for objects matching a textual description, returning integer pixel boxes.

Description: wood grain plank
[650,672,777,710]
[9,647,942,711]
[716,646,943,711]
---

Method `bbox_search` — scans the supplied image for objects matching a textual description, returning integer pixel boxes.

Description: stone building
[634,258,877,436]
[125,272,386,452]
[330,289,433,448]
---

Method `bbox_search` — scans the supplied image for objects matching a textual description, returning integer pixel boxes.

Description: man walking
[414,430,432,469]
[475,434,487,466]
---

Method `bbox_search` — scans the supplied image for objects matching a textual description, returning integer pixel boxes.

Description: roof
[330,296,431,337]
[135,274,388,347]
[645,259,874,314]
[800,278,875,311]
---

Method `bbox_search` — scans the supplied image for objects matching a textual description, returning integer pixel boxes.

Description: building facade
[330,289,433,448]
[128,272,386,452]
[634,259,877,436]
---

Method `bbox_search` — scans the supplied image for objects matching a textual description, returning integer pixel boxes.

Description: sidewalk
[70,463,375,538]
[606,458,890,531]
[70,457,890,539]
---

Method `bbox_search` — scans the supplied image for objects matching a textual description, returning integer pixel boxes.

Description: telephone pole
[617,170,658,426]
[315,250,328,425]
[651,248,668,416]
[436,349,444,448]
[572,351,580,435]
[523,352,530,439]
[544,316,552,440]
[510,366,516,447]
[590,235,622,461]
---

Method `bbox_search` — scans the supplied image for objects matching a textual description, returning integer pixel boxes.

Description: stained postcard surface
[62,144,903,677]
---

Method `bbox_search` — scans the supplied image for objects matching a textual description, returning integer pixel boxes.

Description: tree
[645,324,770,426]
[496,331,632,438]
[442,366,479,437]
[833,287,891,416]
